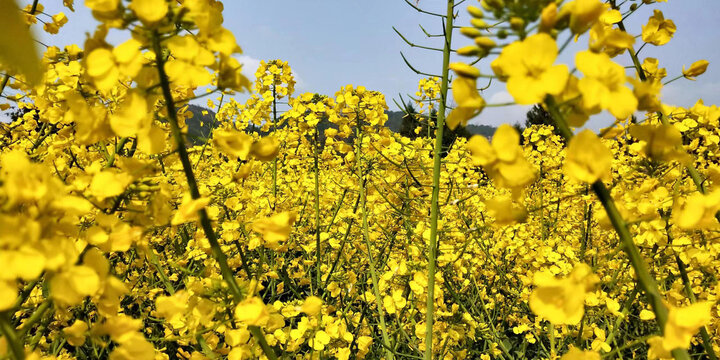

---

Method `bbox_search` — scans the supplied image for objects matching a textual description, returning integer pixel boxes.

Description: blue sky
[18,0,720,128]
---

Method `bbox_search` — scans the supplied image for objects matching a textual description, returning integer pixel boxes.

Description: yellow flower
[628,124,690,163]
[213,129,253,160]
[234,297,270,327]
[561,347,601,360]
[129,0,167,24]
[491,33,568,105]
[251,211,296,249]
[250,136,280,161]
[630,77,663,112]
[529,264,598,325]
[449,62,481,79]
[540,3,558,32]
[642,10,676,46]
[642,57,667,81]
[564,130,612,183]
[647,336,673,360]
[446,76,486,129]
[672,190,720,230]
[0,280,17,311]
[662,302,713,351]
[301,296,323,316]
[310,330,331,351]
[588,22,635,57]
[466,135,496,167]
[89,170,134,201]
[109,90,151,137]
[0,0,42,85]
[85,0,119,12]
[575,50,637,119]
[171,196,211,226]
[466,125,536,193]
[63,320,89,347]
[51,265,101,306]
[0,246,45,281]
[560,0,607,34]
[155,291,190,330]
[683,60,709,80]
[484,196,527,225]
[86,48,119,92]
[109,333,156,360]
[640,309,656,321]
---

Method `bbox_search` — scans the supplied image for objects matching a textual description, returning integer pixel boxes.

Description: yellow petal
[129,0,167,23]
[564,130,612,183]
[234,297,270,327]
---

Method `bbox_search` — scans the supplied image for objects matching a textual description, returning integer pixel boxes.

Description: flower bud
[456,45,484,57]
[683,60,709,80]
[474,37,496,49]
[449,62,481,79]
[460,27,483,38]
[540,3,558,32]
[470,18,489,29]
[481,0,504,10]
[510,17,525,31]
[467,5,484,18]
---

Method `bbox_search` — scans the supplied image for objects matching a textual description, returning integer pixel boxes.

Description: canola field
[0,0,719,359]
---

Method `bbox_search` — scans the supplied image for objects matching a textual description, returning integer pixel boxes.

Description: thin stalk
[271,85,278,209]
[355,115,394,360]
[0,74,9,95]
[18,300,51,337]
[149,249,175,295]
[675,255,718,360]
[425,2,454,359]
[313,129,322,292]
[544,95,690,360]
[151,33,277,360]
[0,312,24,360]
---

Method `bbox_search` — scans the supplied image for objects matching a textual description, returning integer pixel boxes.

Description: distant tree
[399,102,424,139]
[512,122,526,144]
[524,104,563,141]
[524,104,553,128]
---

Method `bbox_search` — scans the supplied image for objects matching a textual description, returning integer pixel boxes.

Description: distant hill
[385,110,495,138]
[183,106,497,145]
[185,104,217,145]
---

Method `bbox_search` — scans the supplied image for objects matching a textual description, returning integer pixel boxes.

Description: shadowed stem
[0,312,24,360]
[544,95,690,360]
[355,114,395,360]
[151,33,277,360]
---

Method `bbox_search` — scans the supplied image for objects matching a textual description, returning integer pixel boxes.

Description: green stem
[0,74,9,95]
[544,95,690,360]
[18,300,51,337]
[0,312,24,360]
[675,255,718,360]
[313,129,322,292]
[271,85,278,210]
[149,249,175,295]
[355,113,394,360]
[151,33,277,360]
[425,2,454,359]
